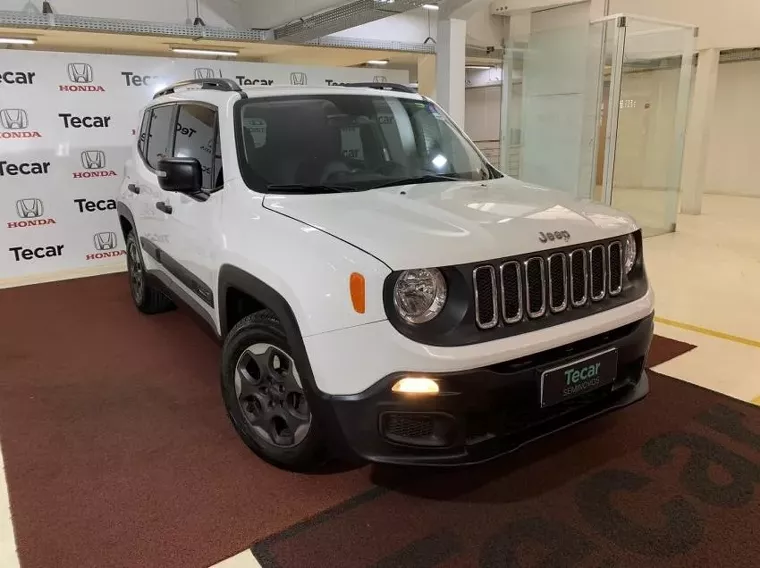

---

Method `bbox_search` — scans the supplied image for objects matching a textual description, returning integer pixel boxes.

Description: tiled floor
[643,194,760,406]
[1,194,759,568]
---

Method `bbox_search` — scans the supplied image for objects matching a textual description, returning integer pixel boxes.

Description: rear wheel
[221,310,326,470]
[125,231,174,315]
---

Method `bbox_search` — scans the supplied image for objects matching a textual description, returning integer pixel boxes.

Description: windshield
[235,94,501,193]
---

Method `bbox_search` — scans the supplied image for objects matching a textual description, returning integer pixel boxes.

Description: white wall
[704,60,760,197]
[609,0,760,50]
[613,68,682,190]
[1,0,242,27]
[465,85,502,141]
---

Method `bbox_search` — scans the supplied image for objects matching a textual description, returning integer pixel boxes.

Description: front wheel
[221,310,326,471]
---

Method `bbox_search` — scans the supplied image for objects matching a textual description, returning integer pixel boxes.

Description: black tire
[221,310,326,471]
[125,230,174,315]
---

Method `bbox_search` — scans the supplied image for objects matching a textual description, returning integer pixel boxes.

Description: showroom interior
[1,0,760,566]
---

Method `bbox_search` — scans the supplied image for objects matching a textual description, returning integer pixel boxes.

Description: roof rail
[343,82,417,94]
[153,78,247,100]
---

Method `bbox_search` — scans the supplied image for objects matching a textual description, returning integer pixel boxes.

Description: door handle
[156,201,173,215]
[127,183,140,195]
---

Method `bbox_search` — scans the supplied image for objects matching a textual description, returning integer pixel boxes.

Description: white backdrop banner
[0,49,408,283]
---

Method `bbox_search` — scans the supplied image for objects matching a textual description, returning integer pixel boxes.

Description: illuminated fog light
[392,377,440,395]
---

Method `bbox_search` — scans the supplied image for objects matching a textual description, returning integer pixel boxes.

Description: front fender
[218,207,392,339]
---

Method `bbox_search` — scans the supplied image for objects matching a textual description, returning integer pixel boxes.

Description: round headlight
[393,268,447,324]
[624,234,637,274]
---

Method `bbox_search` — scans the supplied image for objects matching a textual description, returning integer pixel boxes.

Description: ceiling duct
[0,9,269,41]
[274,0,430,43]
[720,48,760,64]
[306,35,435,53]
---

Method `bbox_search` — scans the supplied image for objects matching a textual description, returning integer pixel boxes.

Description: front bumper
[320,313,653,466]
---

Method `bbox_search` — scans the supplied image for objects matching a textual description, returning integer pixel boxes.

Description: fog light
[392,377,439,395]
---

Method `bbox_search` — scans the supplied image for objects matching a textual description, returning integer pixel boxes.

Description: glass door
[603,16,696,236]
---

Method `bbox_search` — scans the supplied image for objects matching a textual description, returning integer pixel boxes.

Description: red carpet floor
[3,274,753,568]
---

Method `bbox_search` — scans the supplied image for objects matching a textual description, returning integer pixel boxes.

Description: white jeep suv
[116,78,654,470]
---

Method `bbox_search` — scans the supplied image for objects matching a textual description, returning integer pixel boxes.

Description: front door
[156,102,223,319]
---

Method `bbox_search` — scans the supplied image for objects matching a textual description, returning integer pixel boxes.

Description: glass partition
[601,16,696,236]
[502,11,696,236]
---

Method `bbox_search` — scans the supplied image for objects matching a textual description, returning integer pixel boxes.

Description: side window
[173,104,219,190]
[137,110,151,156]
[145,105,175,170]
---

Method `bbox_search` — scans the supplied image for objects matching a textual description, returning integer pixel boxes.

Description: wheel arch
[116,201,136,241]
[218,265,350,453]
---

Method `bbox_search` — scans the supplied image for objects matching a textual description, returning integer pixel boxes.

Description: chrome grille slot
[608,241,623,296]
[547,253,568,313]
[473,265,498,329]
[500,261,523,324]
[589,245,606,301]
[524,257,546,318]
[569,249,588,307]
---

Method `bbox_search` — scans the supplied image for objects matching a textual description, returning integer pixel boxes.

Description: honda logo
[194,68,219,79]
[373,76,388,83]
[67,63,94,84]
[16,198,44,219]
[290,72,308,86]
[0,108,28,130]
[81,150,106,170]
[93,232,117,251]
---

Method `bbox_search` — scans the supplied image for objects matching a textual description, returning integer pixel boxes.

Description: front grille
[473,238,626,330]
[524,257,546,318]
[500,261,522,323]
[473,265,498,329]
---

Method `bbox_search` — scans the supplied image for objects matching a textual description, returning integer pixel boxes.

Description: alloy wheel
[234,343,311,448]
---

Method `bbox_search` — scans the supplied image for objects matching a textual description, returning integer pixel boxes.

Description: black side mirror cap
[157,157,203,193]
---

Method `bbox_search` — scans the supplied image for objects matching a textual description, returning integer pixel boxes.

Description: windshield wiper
[368,174,462,190]
[266,184,356,194]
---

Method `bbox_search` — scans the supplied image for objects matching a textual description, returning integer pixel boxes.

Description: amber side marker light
[350,272,366,314]
[392,377,440,395]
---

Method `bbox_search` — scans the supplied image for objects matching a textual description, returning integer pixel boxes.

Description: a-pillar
[435,17,467,125]
[680,48,720,215]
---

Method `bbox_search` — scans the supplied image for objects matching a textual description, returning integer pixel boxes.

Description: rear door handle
[127,183,140,194]
[156,201,172,215]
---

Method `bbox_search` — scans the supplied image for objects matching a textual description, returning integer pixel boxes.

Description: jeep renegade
[116,78,653,470]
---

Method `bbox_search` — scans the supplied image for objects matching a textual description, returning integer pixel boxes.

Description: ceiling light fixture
[0,37,36,45]
[367,59,389,65]
[171,47,238,57]
[466,65,493,70]
[422,4,440,9]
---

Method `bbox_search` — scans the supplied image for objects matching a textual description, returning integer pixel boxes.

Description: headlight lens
[624,233,637,274]
[393,268,447,324]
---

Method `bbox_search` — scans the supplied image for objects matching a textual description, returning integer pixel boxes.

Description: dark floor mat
[646,332,696,367]
[253,374,760,567]
[0,275,704,568]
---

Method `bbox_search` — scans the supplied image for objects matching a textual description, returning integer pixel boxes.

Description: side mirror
[157,157,202,193]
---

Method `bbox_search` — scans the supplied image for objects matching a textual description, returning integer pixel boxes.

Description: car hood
[262,177,638,270]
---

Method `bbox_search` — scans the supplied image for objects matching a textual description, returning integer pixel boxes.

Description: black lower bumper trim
[321,313,654,466]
